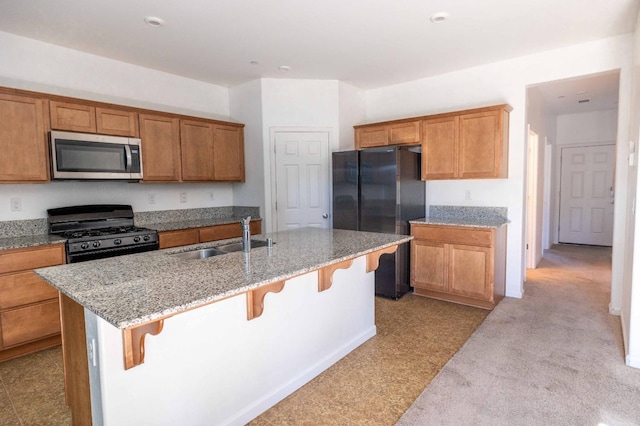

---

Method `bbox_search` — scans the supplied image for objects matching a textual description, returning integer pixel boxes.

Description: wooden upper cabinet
[213,124,245,182]
[139,114,182,182]
[0,92,49,182]
[422,116,458,180]
[49,101,96,133]
[389,121,420,145]
[421,105,510,180]
[458,109,508,179]
[180,119,215,181]
[50,101,138,137]
[355,120,420,149]
[355,125,388,148]
[96,107,139,137]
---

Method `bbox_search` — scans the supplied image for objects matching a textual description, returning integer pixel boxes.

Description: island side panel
[91,257,374,426]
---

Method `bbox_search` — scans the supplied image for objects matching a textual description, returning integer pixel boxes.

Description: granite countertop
[35,228,411,329]
[410,217,509,228]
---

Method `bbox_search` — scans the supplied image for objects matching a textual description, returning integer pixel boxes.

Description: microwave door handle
[124,145,132,173]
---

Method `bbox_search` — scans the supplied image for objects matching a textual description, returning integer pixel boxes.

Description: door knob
[322,213,329,218]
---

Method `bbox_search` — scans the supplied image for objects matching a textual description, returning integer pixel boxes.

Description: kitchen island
[36,227,410,426]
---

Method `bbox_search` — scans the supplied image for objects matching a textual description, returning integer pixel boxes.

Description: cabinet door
[96,107,139,137]
[411,239,447,292]
[422,116,458,180]
[458,109,504,179]
[158,229,199,249]
[49,100,96,133]
[448,244,491,300]
[213,124,245,181]
[0,93,49,182]
[0,300,61,348]
[181,119,215,181]
[139,114,182,181]
[355,125,388,149]
[389,121,420,145]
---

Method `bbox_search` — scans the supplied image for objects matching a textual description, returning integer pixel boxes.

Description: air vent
[578,99,591,104]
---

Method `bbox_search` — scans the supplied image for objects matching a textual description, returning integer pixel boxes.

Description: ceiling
[0,0,637,92]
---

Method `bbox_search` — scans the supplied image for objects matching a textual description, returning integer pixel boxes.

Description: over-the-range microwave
[50,130,143,180]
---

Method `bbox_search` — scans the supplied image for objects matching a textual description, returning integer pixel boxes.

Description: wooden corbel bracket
[318,259,354,292]
[122,319,164,370]
[246,280,285,320]
[366,245,398,273]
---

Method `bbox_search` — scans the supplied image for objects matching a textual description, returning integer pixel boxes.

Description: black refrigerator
[332,146,425,299]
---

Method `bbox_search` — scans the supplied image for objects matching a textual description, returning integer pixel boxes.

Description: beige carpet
[398,244,640,426]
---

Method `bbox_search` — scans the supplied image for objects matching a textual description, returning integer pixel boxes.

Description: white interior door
[274,131,330,231]
[559,144,615,246]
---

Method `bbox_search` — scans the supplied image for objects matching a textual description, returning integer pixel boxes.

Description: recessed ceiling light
[144,16,164,27]
[429,12,450,23]
[278,65,292,72]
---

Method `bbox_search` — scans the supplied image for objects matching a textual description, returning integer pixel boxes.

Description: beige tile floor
[0,295,487,425]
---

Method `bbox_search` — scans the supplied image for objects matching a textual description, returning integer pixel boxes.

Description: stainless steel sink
[172,248,228,260]
[215,239,271,253]
[171,239,272,260]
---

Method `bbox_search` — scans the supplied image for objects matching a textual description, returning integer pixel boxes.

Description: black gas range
[48,204,159,263]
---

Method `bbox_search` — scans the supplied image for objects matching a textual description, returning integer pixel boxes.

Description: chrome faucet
[241,216,251,253]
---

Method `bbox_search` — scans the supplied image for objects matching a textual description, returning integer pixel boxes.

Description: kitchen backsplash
[0,207,260,238]
[429,205,508,221]
[0,218,49,238]
[134,206,260,226]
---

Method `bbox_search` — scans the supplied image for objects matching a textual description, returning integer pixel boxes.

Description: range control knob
[143,235,150,241]
[114,238,122,245]
[133,236,141,243]
[81,243,89,250]
[93,241,101,248]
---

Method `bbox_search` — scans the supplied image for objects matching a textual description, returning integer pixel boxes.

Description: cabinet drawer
[0,271,58,310]
[199,223,241,243]
[0,300,61,348]
[412,225,492,247]
[0,245,65,274]
[158,229,199,249]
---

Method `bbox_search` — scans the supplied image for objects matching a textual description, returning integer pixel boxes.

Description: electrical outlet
[148,193,156,204]
[10,198,21,211]
[180,192,187,203]
[465,190,472,201]
[209,192,215,201]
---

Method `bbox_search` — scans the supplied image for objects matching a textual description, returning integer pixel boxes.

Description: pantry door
[273,131,331,231]
[558,144,615,246]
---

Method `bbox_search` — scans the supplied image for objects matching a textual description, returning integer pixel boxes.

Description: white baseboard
[626,353,640,369]
[229,325,377,425]
[609,303,621,316]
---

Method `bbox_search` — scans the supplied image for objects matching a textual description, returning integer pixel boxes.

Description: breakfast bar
[36,227,410,426]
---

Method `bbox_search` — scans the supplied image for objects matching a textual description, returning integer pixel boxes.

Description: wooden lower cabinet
[158,220,263,249]
[411,223,507,309]
[0,244,65,361]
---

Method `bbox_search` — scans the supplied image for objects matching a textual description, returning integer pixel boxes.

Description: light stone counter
[35,228,411,329]
[410,217,508,228]
[0,234,66,251]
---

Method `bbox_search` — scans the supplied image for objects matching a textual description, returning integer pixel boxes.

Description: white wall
[622,12,640,369]
[230,80,265,216]
[0,31,235,221]
[364,35,633,299]
[526,86,555,267]
[338,81,367,151]
[550,109,618,246]
[260,79,341,232]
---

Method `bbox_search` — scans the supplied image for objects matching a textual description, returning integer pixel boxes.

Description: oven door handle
[124,145,133,173]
